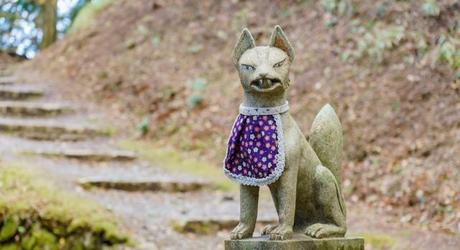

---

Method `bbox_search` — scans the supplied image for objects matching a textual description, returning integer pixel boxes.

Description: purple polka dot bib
[224,102,289,186]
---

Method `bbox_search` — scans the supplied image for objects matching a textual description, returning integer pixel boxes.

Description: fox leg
[261,179,283,236]
[263,153,300,240]
[230,185,259,239]
[305,165,346,238]
[261,191,279,236]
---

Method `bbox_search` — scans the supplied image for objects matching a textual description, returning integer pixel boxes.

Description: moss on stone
[0,243,20,250]
[170,219,217,235]
[0,216,19,242]
[70,0,115,33]
[0,165,129,249]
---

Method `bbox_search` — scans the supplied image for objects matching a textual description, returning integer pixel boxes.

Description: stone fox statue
[223,26,346,241]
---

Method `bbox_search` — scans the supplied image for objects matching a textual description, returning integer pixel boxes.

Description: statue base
[225,234,364,250]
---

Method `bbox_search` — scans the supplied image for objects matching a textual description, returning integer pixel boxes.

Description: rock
[78,177,211,192]
[225,234,364,250]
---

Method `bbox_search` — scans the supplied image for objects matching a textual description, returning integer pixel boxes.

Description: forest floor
[0,60,458,249]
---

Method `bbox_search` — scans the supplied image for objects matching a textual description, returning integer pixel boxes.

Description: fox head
[232,26,295,99]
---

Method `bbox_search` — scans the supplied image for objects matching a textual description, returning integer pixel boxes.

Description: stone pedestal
[225,234,364,250]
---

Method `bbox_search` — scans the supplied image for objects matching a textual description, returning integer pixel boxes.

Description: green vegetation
[432,35,460,69]
[342,23,405,63]
[352,232,396,250]
[186,78,207,110]
[319,1,460,72]
[341,21,460,70]
[0,164,128,249]
[70,0,115,32]
[170,219,216,235]
[119,139,236,192]
[421,0,440,17]
[320,0,354,16]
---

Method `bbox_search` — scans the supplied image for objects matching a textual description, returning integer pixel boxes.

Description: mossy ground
[350,232,396,250]
[119,139,236,192]
[0,164,129,249]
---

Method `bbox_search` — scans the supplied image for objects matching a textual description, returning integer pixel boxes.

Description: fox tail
[309,104,343,186]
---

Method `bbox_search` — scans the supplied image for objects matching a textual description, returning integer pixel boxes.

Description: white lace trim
[223,113,286,186]
[239,101,289,115]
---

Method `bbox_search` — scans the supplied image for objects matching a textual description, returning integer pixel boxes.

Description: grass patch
[119,139,236,192]
[100,124,116,137]
[351,232,396,250]
[0,164,129,249]
[70,0,115,33]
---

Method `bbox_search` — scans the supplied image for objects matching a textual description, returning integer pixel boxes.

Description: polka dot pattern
[224,114,282,184]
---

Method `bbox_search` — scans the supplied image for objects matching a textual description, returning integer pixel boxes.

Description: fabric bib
[223,102,288,186]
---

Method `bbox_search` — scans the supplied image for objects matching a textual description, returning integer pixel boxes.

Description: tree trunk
[39,0,57,49]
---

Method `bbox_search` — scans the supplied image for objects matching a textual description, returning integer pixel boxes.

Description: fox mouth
[250,77,282,92]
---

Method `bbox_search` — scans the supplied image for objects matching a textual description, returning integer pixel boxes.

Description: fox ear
[233,28,255,66]
[269,25,295,62]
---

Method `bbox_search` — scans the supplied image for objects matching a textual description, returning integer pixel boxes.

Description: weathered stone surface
[228,26,346,241]
[0,85,43,100]
[0,101,73,116]
[0,118,107,140]
[32,148,137,161]
[171,217,276,235]
[78,177,211,192]
[225,235,364,250]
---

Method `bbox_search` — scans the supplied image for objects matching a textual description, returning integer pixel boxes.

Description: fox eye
[241,64,255,71]
[273,59,286,68]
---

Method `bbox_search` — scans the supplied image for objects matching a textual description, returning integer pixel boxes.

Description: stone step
[78,177,212,192]
[0,85,44,100]
[0,134,135,161]
[0,101,73,116]
[0,118,108,141]
[0,76,17,85]
[170,217,276,234]
[0,71,12,77]
[32,148,137,161]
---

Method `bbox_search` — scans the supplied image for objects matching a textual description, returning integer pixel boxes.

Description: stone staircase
[0,75,210,188]
[0,74,256,249]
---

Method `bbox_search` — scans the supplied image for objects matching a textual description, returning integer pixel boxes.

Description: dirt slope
[25,0,459,234]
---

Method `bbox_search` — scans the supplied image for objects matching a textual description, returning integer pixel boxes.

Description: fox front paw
[261,224,277,235]
[268,224,293,240]
[230,223,254,240]
[305,223,345,238]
